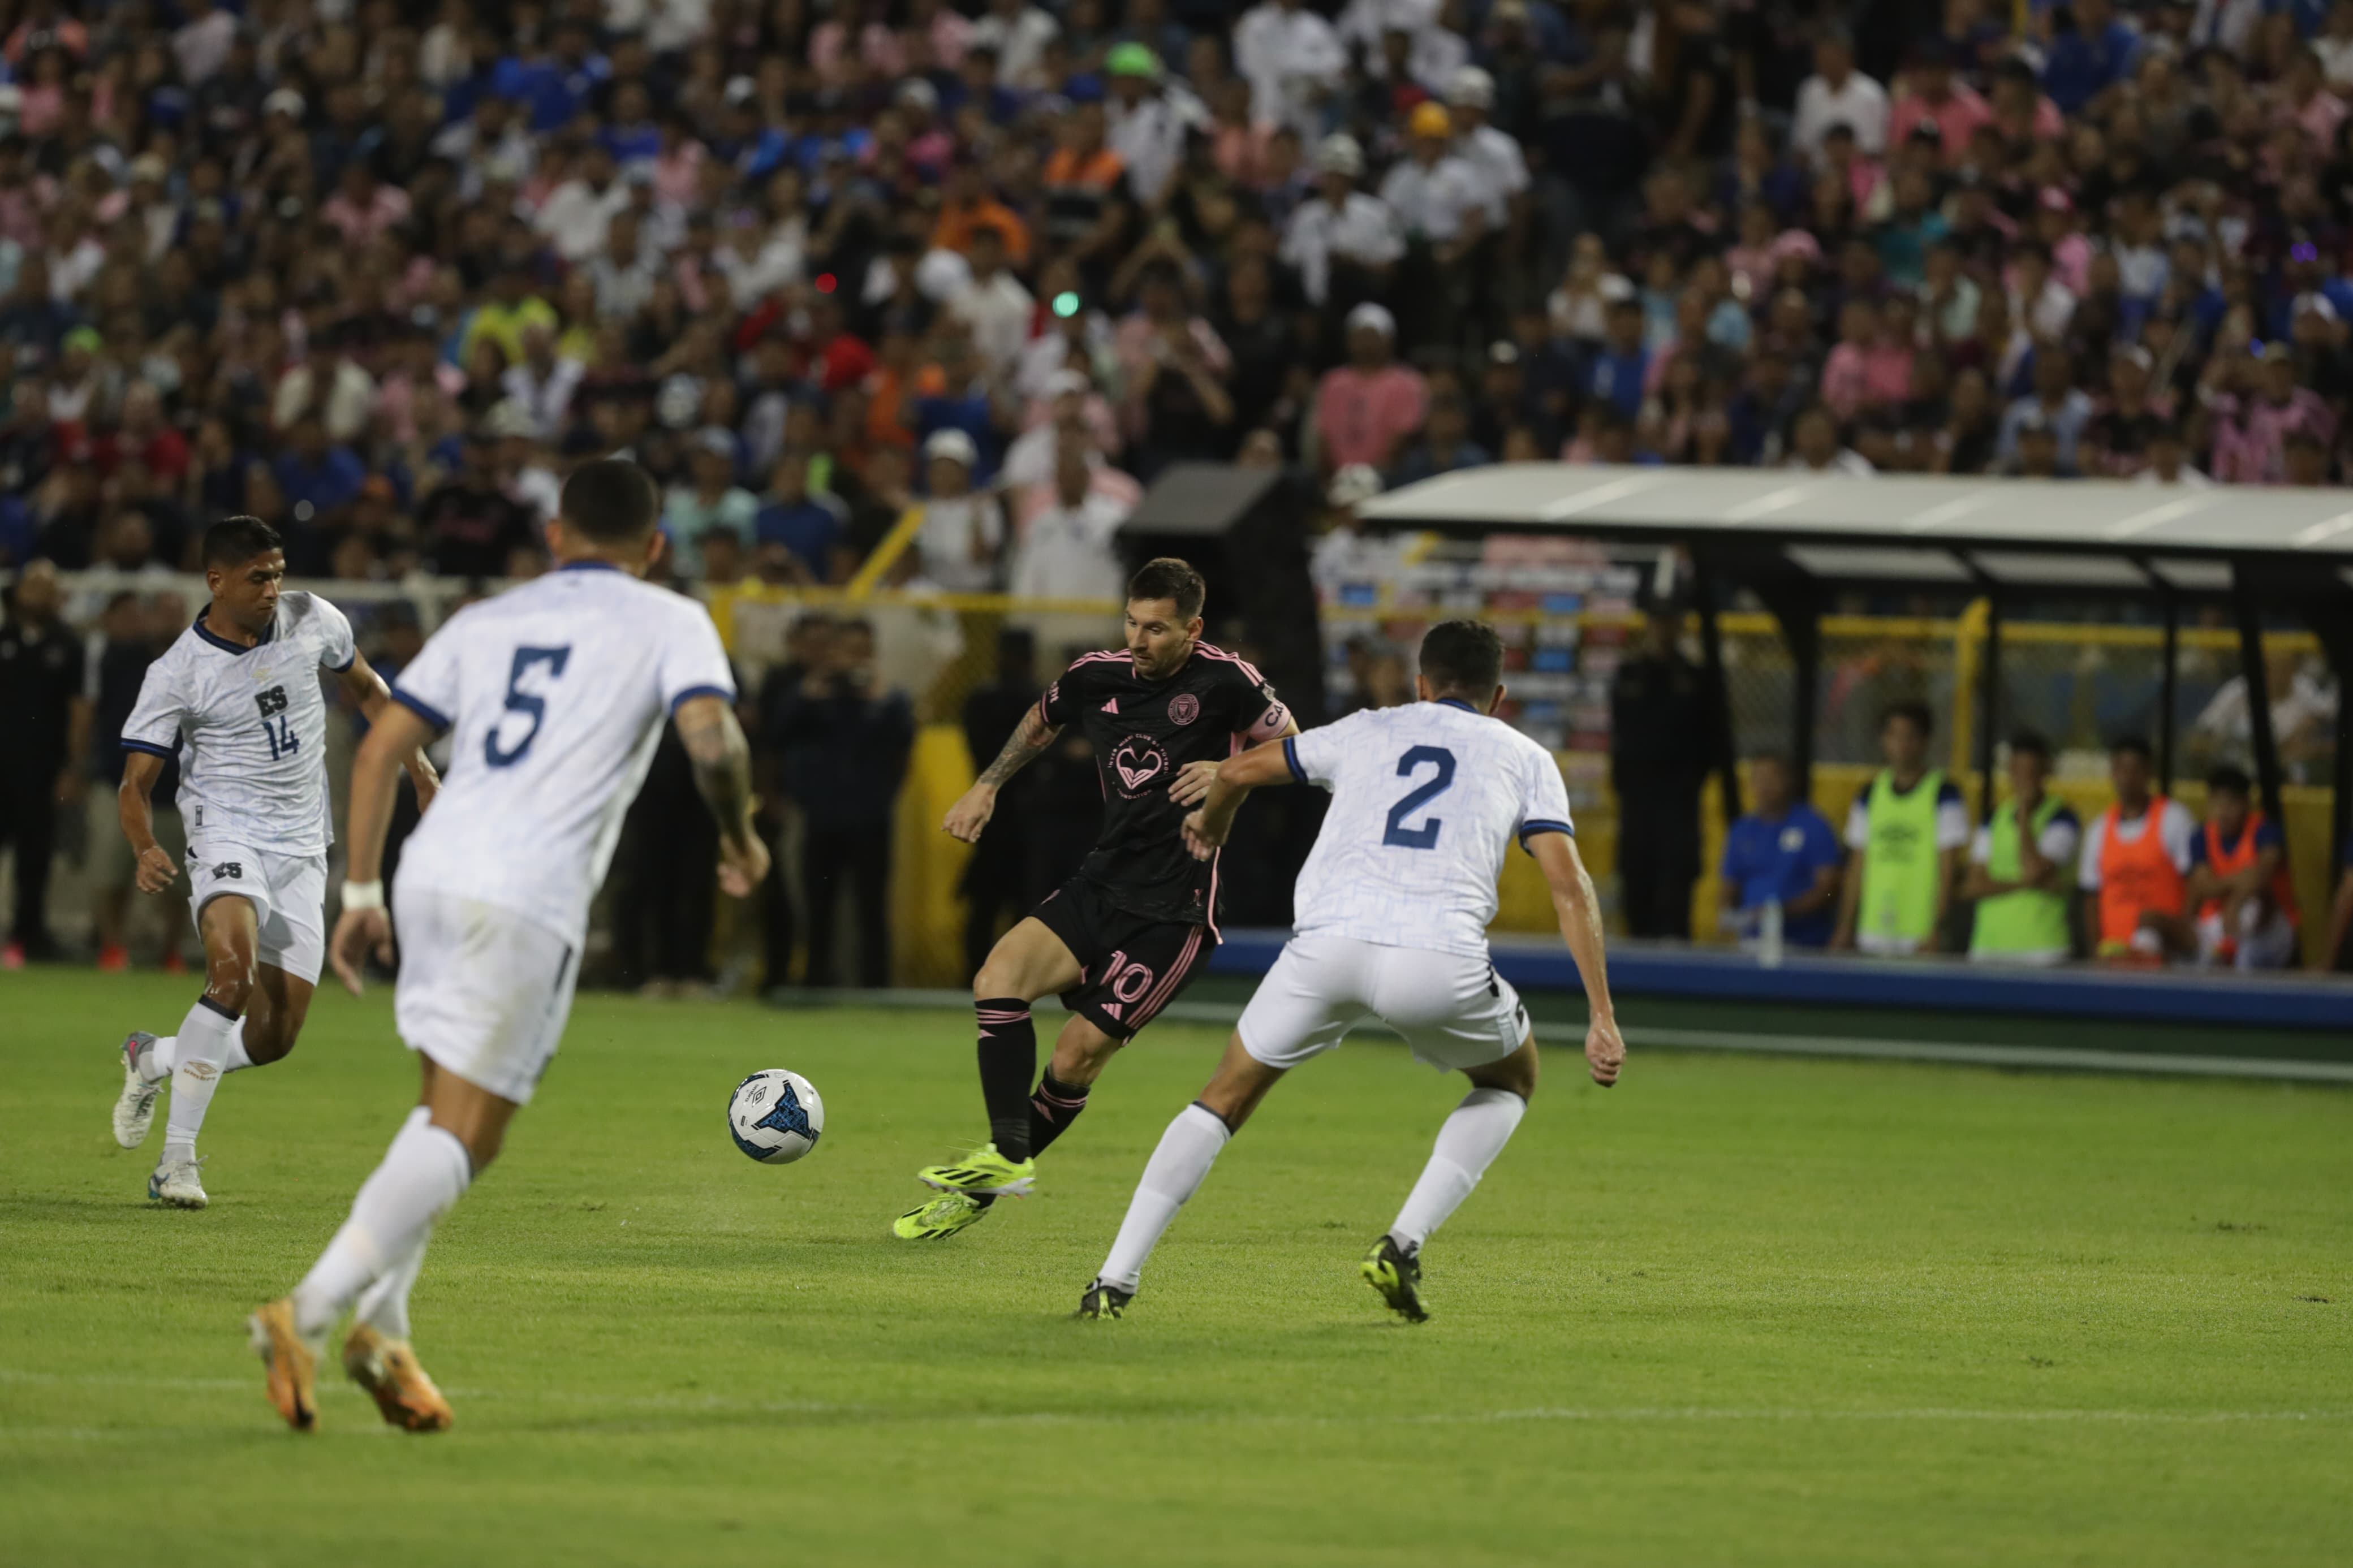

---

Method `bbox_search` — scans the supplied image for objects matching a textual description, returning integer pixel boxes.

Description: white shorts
[1238,932,1531,1074]
[393,891,579,1105]
[185,838,327,984]
[2193,904,2300,971]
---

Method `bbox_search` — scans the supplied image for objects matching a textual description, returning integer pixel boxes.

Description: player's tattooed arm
[676,694,773,899]
[337,653,442,810]
[944,705,1062,842]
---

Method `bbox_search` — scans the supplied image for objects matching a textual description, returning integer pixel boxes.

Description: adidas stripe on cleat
[914,1142,1037,1197]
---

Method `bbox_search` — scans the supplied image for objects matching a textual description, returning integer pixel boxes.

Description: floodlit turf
[4,970,2351,1566]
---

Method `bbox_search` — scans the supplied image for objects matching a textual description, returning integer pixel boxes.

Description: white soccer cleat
[112,1031,165,1149]
[148,1156,208,1209]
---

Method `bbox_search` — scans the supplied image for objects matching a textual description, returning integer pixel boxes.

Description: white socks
[145,1017,254,1085]
[1389,1087,1527,1256]
[159,1000,240,1164]
[292,1107,473,1342]
[1097,1103,1231,1291]
[353,1109,435,1340]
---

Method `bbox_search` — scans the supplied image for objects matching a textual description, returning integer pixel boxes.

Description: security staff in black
[893,556,1298,1242]
[1609,606,1712,939]
[0,560,90,963]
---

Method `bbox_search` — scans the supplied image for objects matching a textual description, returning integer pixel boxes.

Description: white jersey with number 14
[1281,699,1574,959]
[386,562,736,947]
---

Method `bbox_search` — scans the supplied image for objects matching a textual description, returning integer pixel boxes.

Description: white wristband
[342,880,385,912]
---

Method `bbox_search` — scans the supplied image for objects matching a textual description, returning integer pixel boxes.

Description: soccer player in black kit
[894,558,1296,1241]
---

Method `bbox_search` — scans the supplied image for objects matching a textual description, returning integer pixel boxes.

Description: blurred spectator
[1011,431,1132,598]
[1313,302,1425,472]
[1964,732,2080,965]
[911,428,1006,590]
[770,619,913,988]
[1835,701,1968,954]
[664,429,759,579]
[1793,29,1891,166]
[419,430,541,579]
[2136,766,2301,970]
[2079,735,2198,963]
[1718,753,1843,948]
[1609,608,1711,940]
[0,560,88,966]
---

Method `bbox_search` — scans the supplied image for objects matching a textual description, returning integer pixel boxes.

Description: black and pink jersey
[1036,642,1290,926]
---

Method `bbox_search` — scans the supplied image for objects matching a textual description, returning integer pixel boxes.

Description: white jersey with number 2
[386,561,736,946]
[1282,699,1574,958]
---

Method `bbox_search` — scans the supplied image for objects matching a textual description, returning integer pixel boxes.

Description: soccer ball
[726,1069,825,1164]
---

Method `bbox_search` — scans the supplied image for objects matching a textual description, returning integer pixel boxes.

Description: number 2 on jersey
[1382,745,1456,849]
[486,645,572,767]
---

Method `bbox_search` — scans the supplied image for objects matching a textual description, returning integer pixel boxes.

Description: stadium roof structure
[1360,464,2352,862]
[1358,465,2353,595]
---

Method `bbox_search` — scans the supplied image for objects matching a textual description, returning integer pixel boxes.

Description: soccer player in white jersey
[1080,620,1625,1321]
[247,459,768,1432]
[109,517,439,1208]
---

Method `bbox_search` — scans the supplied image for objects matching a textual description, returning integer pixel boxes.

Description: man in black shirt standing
[894,558,1296,1242]
[0,560,90,966]
[417,428,538,578]
[1609,606,1712,939]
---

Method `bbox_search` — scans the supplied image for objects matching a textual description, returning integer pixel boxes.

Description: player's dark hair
[202,515,282,568]
[2009,729,2052,761]
[1418,619,1504,698]
[2110,733,2154,762]
[2205,763,2253,796]
[560,457,661,543]
[1880,699,1934,739]
[1127,557,1205,620]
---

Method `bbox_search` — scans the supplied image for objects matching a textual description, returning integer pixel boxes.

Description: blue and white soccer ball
[726,1069,825,1164]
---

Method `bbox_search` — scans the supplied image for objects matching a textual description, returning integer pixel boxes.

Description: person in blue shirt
[493,23,610,134]
[1718,753,1843,948]
[754,454,850,583]
[1585,294,1650,422]
[2039,0,2142,116]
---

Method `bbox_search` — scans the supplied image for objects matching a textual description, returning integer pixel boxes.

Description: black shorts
[1032,872,1218,1041]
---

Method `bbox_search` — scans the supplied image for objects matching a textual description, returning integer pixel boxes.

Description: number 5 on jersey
[1382,745,1456,850]
[486,645,572,767]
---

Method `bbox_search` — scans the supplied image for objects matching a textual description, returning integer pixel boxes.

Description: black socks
[975,999,1036,1160]
[1028,1070,1091,1157]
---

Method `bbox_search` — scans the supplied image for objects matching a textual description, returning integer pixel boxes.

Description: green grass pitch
[3,969,2350,1566]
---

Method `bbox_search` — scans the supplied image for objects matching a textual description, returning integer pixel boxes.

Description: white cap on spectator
[1447,66,1495,111]
[694,426,737,459]
[1315,133,1364,178]
[1598,274,1638,304]
[924,427,979,467]
[1345,301,1396,340]
[263,87,306,119]
[2294,291,2339,322]
[1046,368,1091,399]
[485,398,536,439]
[896,77,939,112]
[1328,464,1384,508]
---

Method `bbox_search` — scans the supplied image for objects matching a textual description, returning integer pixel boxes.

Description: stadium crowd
[3,0,2353,980]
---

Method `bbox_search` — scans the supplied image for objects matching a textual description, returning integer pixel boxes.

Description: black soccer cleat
[1360,1236,1429,1323]
[1076,1278,1134,1320]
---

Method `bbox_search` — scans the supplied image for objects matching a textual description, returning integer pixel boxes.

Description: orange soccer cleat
[247,1298,319,1432]
[342,1324,454,1433]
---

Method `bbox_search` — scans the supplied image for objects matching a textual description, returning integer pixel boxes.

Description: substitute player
[894,557,1296,1242]
[109,517,439,1208]
[247,459,768,1432]
[1077,620,1624,1321]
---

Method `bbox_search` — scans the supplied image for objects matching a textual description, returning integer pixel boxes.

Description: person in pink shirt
[1313,302,1429,473]
[2214,346,2338,483]
[322,162,413,246]
[1889,40,1993,165]
[1819,299,1881,421]
[2282,47,2347,152]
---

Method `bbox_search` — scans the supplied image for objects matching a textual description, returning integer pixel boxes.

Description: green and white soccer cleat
[1075,1279,1134,1320]
[113,1031,164,1149]
[914,1142,1037,1197]
[892,1191,991,1241]
[1360,1236,1429,1323]
[149,1155,208,1210]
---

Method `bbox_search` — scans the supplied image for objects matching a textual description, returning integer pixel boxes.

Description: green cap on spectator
[1106,42,1161,78]
[63,326,102,354]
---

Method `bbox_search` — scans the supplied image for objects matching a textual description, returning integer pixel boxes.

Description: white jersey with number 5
[386,561,736,945]
[1282,699,1574,958]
